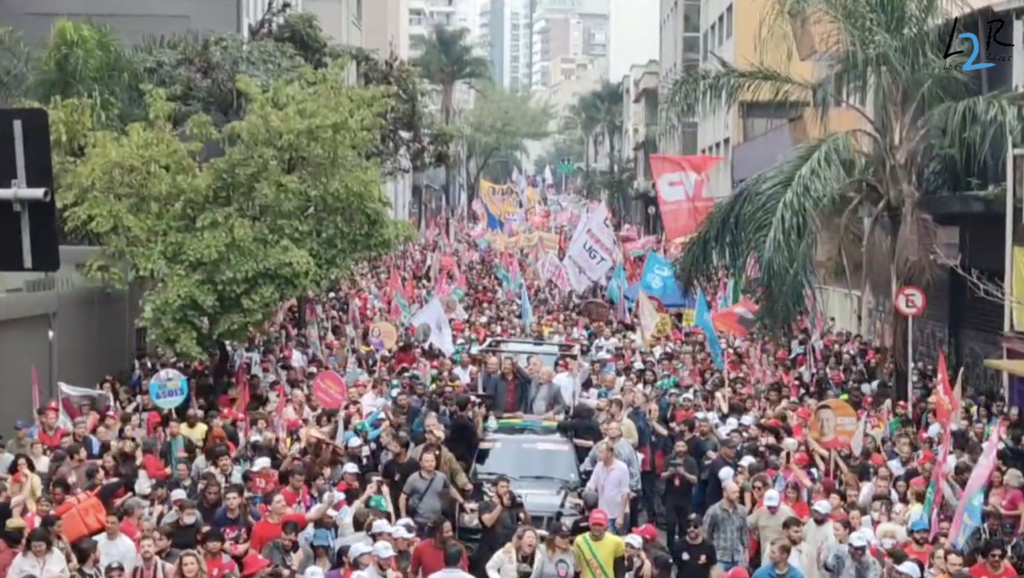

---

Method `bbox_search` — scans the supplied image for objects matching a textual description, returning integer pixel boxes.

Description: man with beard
[904,518,933,567]
[410,517,468,578]
[675,513,716,578]
[135,535,176,578]
[381,433,418,508]
[703,482,749,571]
[749,489,797,566]
[662,440,699,550]
[573,509,626,578]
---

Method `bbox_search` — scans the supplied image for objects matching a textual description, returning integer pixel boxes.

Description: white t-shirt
[94,532,137,574]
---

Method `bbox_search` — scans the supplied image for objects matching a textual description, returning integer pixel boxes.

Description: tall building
[409,0,476,58]
[608,0,657,80]
[529,0,608,89]
[658,0,700,156]
[479,0,530,90]
[363,0,410,58]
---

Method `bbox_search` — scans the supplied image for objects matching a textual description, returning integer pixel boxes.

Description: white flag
[409,297,455,355]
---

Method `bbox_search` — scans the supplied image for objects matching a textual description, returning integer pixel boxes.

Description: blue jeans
[718,562,739,572]
[609,520,622,535]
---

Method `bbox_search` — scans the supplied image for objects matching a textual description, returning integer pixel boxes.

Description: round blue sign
[148,369,189,409]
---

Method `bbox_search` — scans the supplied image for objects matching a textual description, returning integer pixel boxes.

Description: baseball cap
[170,489,188,503]
[341,462,360,475]
[909,518,929,533]
[13,420,30,431]
[811,500,832,515]
[723,568,750,578]
[588,509,609,527]
[763,489,781,507]
[631,523,658,541]
[347,436,364,448]
[390,526,415,540]
[349,542,373,560]
[105,562,126,576]
[718,466,735,484]
[849,531,869,549]
[624,534,643,549]
[895,561,922,578]
[373,541,396,559]
[738,455,757,468]
[249,457,272,472]
[370,519,393,535]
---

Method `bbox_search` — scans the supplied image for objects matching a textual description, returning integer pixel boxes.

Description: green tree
[463,86,551,197]
[413,24,490,206]
[49,62,408,358]
[666,0,1023,331]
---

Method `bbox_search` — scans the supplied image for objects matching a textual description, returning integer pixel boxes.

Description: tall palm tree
[564,94,602,196]
[665,0,1023,332]
[590,80,624,175]
[414,24,490,208]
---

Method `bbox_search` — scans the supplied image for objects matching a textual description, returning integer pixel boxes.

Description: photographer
[476,476,527,570]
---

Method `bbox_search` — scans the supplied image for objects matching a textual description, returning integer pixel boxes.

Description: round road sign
[895,286,926,317]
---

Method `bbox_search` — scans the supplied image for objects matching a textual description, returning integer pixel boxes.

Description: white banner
[57,382,115,430]
[538,252,560,282]
[562,205,617,287]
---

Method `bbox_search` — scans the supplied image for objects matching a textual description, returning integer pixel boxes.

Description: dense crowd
[0,211,1019,578]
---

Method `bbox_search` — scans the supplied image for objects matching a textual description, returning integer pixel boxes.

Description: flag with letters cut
[650,154,722,242]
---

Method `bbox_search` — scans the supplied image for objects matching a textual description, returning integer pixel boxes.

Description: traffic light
[556,158,573,174]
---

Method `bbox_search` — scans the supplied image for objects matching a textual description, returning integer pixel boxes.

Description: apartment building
[657,0,700,156]
[529,0,608,89]
[409,0,475,57]
[479,0,531,90]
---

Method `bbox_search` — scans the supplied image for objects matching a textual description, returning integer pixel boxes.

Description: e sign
[895,286,926,317]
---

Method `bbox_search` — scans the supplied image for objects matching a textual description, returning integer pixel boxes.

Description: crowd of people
[0,210,1019,578]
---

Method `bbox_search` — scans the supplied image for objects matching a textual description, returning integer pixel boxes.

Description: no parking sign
[148,369,189,409]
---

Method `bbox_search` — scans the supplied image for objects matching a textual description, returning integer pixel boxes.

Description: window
[717,15,724,45]
[725,5,733,38]
[683,2,700,33]
[702,31,708,61]
[740,102,805,140]
[723,138,730,164]
[708,23,716,52]
[683,36,700,65]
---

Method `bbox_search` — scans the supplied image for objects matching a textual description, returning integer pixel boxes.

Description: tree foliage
[463,86,551,190]
[665,0,1024,332]
[47,63,408,358]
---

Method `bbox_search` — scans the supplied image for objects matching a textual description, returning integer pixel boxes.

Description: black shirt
[705,455,734,506]
[663,456,699,503]
[675,538,717,578]
[382,455,419,506]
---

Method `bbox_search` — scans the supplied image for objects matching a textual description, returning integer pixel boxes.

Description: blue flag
[521,283,534,326]
[606,264,626,305]
[696,289,724,369]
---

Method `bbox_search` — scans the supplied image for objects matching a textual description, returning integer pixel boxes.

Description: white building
[409,0,477,58]
[479,0,532,90]
[658,0,700,156]
[696,0,734,198]
[529,0,608,89]
[608,0,658,80]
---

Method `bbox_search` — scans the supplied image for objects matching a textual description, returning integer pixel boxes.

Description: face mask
[880,538,896,549]
[181,514,197,525]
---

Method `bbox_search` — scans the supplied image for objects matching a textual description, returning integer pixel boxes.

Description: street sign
[895,286,926,317]
[556,158,574,174]
[0,108,60,272]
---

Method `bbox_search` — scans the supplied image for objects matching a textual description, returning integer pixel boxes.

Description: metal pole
[561,172,566,193]
[907,316,914,419]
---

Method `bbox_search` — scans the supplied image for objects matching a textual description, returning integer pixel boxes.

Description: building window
[702,31,708,61]
[683,35,699,65]
[684,2,700,33]
[740,101,805,140]
[708,24,716,52]
[725,5,733,38]
[717,15,724,45]
[723,137,730,163]
[355,0,362,23]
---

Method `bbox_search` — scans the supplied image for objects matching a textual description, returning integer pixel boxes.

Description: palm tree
[413,24,490,208]
[564,94,602,196]
[665,0,1023,332]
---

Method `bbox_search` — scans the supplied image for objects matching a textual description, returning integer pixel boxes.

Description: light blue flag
[695,289,725,369]
[606,264,626,305]
[521,283,534,326]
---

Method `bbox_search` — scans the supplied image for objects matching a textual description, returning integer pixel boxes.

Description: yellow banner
[479,179,543,223]
[1013,246,1024,331]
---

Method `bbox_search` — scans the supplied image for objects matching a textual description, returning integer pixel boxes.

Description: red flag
[650,154,722,242]
[934,352,955,428]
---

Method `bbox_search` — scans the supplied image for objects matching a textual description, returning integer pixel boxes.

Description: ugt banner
[650,154,722,242]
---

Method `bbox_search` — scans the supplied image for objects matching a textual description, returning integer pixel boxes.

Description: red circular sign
[895,286,926,317]
[312,370,347,409]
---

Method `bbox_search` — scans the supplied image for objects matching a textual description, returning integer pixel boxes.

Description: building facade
[409,0,475,57]
[479,0,530,90]
[529,0,608,89]
[363,0,409,58]
[657,0,700,155]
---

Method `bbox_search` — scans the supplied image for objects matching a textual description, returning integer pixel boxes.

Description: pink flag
[31,365,40,411]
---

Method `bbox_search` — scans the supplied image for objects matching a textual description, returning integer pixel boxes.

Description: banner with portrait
[478,179,545,231]
[809,400,858,450]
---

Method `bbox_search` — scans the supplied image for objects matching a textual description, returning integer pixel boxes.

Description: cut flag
[650,154,722,242]
[695,289,724,369]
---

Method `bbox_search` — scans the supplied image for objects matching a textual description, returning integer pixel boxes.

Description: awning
[983,358,1024,377]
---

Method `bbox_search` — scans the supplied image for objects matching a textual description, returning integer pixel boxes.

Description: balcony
[633,70,659,103]
[731,116,809,183]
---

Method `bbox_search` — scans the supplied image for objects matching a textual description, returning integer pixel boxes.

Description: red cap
[724,568,751,578]
[589,509,609,527]
[917,450,935,465]
[241,554,272,578]
[793,452,811,468]
[632,523,658,541]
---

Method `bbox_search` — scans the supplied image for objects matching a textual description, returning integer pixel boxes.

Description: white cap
[342,462,360,475]
[372,541,396,558]
[718,466,735,484]
[170,489,188,503]
[347,436,364,448]
[740,415,755,426]
[304,568,326,578]
[396,518,416,531]
[349,542,373,560]
[390,526,415,539]
[738,455,757,468]
[849,531,869,548]
[250,457,272,472]
[782,438,800,452]
[725,417,739,429]
[624,534,643,549]
[370,519,393,535]
[812,500,832,515]
[763,489,781,507]
[681,392,695,400]
[894,561,922,578]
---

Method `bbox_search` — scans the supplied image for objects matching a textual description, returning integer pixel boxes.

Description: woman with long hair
[8,452,43,512]
[530,524,576,578]
[8,527,69,578]
[486,526,538,578]
[174,550,209,578]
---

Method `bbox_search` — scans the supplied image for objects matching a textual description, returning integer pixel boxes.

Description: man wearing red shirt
[202,529,239,578]
[249,490,331,553]
[409,518,467,578]
[36,410,66,449]
[902,519,932,568]
[279,468,313,513]
[970,543,1018,578]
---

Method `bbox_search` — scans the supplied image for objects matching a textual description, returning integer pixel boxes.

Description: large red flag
[650,154,723,242]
